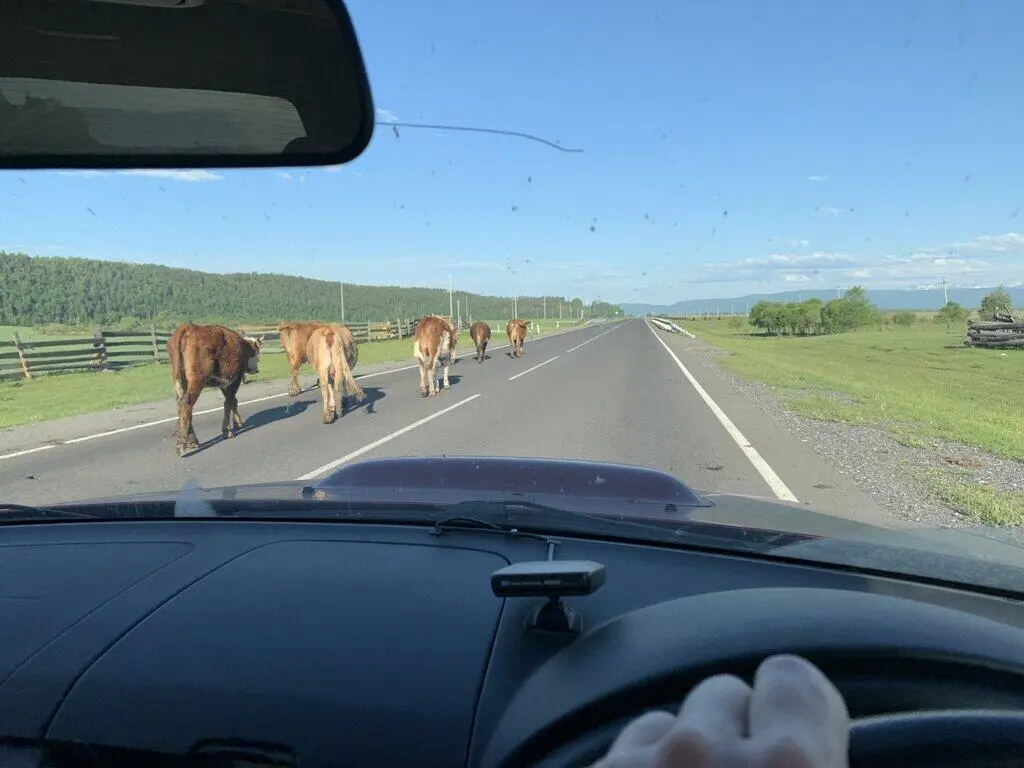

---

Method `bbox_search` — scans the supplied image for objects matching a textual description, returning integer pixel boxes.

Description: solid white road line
[0,323,608,463]
[565,322,621,353]
[295,393,482,481]
[508,356,559,381]
[0,444,56,460]
[645,320,799,503]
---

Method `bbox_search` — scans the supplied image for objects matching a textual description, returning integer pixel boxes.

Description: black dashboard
[3,519,1024,767]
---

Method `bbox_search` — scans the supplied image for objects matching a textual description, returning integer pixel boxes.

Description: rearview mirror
[0,0,375,169]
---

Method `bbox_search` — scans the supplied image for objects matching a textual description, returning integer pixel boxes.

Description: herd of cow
[166,315,530,457]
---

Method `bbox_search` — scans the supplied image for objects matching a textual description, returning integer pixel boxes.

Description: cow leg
[418,360,430,397]
[221,379,244,438]
[176,384,202,456]
[287,360,303,397]
[428,358,440,396]
[319,370,335,423]
[441,358,451,390]
[331,370,342,421]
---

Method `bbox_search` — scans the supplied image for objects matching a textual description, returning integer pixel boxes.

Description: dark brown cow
[279,321,325,396]
[469,321,491,363]
[506,318,528,358]
[167,323,264,456]
[306,324,365,423]
[413,315,458,396]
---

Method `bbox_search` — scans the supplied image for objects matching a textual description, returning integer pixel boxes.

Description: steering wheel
[529,710,1024,767]
[849,711,1024,766]
[481,589,1024,768]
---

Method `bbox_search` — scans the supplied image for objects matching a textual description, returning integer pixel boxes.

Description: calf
[469,321,491,363]
[167,323,263,456]
[506,318,528,358]
[279,321,326,396]
[413,315,457,396]
[306,324,365,423]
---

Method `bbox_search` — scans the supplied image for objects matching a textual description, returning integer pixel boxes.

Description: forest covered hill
[0,252,622,327]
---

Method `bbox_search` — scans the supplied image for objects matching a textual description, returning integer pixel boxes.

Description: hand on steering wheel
[591,654,849,768]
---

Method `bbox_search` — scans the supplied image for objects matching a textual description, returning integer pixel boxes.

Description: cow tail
[338,333,366,402]
[169,327,188,404]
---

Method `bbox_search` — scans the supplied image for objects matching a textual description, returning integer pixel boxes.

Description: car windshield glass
[1,0,1022,594]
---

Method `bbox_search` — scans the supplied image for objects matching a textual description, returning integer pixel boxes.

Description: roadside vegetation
[0,318,577,430]
[672,286,1024,526]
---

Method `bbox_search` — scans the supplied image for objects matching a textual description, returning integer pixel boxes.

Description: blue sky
[2,0,1024,305]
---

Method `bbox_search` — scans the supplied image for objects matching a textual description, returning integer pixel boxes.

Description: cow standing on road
[279,321,326,396]
[167,323,264,457]
[506,319,528,358]
[469,321,491,363]
[413,315,458,396]
[306,324,365,423]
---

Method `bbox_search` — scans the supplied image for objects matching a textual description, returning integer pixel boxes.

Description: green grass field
[676,319,1024,525]
[0,318,576,430]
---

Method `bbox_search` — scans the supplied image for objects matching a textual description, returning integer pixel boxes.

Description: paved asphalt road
[0,319,893,527]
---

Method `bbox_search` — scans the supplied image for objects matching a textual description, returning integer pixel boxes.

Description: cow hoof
[287,389,301,397]
[222,431,233,439]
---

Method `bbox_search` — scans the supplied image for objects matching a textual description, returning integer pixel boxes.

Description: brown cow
[306,324,365,423]
[279,321,325,396]
[413,315,458,396]
[469,321,491,363]
[167,323,264,456]
[506,318,528,358]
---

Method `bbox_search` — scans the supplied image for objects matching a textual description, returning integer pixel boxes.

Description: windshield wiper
[0,502,101,523]
[429,499,793,554]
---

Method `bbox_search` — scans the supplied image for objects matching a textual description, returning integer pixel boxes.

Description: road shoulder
[648,323,910,530]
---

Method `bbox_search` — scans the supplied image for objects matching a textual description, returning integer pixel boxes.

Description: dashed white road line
[644,319,799,503]
[0,323,613,464]
[565,322,621,353]
[508,356,559,381]
[295,393,482,481]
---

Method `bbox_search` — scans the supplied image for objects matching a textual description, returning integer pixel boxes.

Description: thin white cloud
[375,107,399,123]
[278,171,306,182]
[803,174,828,182]
[815,206,844,216]
[58,169,222,182]
[120,169,222,181]
[784,274,812,282]
[788,238,810,247]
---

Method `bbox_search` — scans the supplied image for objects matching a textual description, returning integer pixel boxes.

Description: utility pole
[513,291,518,318]
[941,277,948,304]
[457,299,461,329]
[543,296,547,320]
[465,294,470,323]
[448,275,454,319]
[559,301,562,320]
[339,281,345,322]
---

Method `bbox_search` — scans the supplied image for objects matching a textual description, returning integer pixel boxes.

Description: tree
[934,301,970,329]
[979,285,1013,320]
[892,311,917,328]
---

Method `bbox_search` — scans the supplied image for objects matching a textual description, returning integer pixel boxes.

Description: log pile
[965,309,1024,349]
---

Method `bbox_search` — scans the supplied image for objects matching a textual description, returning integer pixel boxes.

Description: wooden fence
[0,319,418,381]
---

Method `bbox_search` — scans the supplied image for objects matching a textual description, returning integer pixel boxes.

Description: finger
[677,673,753,739]
[605,710,676,755]
[747,655,849,766]
[633,675,753,767]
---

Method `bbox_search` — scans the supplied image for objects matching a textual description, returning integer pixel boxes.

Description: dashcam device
[491,560,606,598]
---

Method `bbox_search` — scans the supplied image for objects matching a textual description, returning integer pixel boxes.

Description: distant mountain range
[620,285,1024,316]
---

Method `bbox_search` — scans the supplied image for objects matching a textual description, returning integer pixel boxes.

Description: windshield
[1,1,1022,592]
